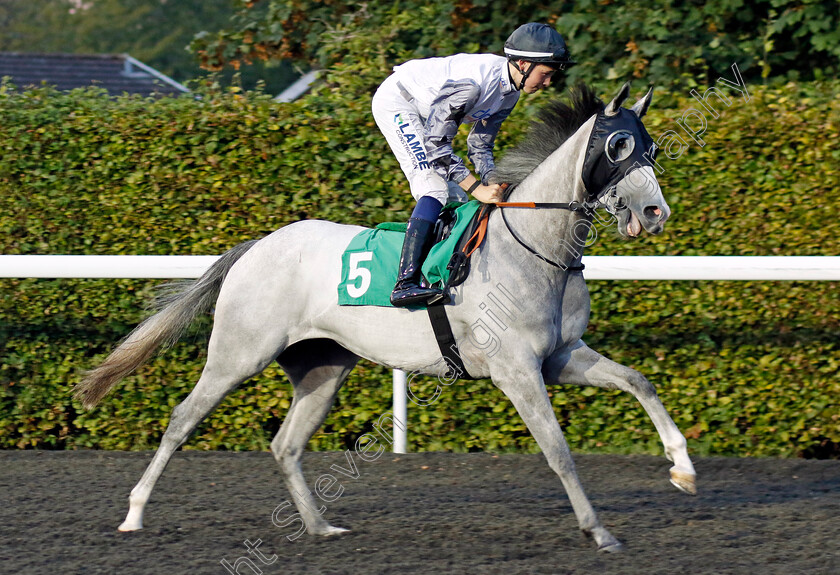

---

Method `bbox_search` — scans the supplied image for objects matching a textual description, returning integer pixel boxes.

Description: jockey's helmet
[504,23,576,71]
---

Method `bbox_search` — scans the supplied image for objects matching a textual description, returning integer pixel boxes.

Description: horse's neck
[499,116,595,269]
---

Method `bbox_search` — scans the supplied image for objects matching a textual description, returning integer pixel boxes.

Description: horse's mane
[494,83,604,187]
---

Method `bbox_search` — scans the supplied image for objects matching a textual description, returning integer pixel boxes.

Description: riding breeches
[372,74,467,205]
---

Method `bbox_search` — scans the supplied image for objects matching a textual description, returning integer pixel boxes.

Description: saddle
[431,201,494,290]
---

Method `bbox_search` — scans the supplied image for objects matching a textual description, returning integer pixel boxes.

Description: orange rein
[461,184,529,257]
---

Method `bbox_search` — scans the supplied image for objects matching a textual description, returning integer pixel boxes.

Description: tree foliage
[192,0,840,88]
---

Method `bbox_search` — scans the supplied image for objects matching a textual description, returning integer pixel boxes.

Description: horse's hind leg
[118,331,282,531]
[272,339,360,537]
[543,341,696,495]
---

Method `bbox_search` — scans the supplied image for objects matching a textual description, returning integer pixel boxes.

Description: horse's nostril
[644,206,662,221]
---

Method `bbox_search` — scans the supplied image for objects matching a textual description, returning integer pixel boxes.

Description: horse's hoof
[670,467,697,495]
[597,540,625,553]
[315,525,350,537]
[586,527,623,553]
[118,505,144,532]
[117,521,142,532]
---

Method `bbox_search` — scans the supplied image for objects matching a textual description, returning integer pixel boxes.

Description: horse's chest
[553,310,588,349]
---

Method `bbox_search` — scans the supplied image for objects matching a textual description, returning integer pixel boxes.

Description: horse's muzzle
[641,205,669,235]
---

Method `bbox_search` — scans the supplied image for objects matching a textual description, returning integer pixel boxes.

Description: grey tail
[74,240,258,409]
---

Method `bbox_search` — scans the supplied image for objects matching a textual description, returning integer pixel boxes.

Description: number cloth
[338,201,482,307]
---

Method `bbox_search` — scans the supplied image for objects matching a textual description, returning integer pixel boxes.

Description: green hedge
[1,75,838,457]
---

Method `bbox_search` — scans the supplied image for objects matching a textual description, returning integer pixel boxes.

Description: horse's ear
[605,82,631,116]
[630,85,654,118]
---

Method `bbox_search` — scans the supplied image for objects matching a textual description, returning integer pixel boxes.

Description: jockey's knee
[446,180,469,203]
[409,172,448,205]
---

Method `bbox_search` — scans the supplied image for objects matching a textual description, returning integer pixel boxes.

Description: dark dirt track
[1,451,837,575]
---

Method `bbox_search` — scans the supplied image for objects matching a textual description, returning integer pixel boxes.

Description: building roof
[0,52,189,96]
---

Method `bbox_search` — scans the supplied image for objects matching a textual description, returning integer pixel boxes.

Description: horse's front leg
[493,362,624,552]
[542,341,696,495]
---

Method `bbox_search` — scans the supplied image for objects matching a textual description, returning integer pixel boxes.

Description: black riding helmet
[504,23,576,90]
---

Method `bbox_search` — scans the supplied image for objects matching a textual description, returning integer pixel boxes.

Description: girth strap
[426,303,472,380]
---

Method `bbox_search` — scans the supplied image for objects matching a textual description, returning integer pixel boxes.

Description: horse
[75,82,696,553]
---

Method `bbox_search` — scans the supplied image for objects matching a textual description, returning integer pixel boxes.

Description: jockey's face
[515,61,559,94]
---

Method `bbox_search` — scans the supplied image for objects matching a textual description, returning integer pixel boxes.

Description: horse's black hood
[581,107,656,201]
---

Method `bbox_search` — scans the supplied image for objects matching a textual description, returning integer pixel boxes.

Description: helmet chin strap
[510,60,536,91]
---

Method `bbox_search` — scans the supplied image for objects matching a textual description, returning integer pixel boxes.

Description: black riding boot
[390,217,444,307]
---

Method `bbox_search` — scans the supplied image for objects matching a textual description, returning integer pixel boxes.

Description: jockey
[372,22,576,307]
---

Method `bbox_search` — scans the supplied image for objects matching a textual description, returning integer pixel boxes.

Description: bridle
[493,105,651,272]
[483,86,658,274]
[495,184,618,272]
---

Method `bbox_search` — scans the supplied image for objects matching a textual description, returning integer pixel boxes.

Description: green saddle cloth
[337,200,482,308]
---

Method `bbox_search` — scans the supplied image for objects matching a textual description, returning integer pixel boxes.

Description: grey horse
[76,83,696,552]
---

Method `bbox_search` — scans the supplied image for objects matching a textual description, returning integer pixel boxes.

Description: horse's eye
[606,130,635,163]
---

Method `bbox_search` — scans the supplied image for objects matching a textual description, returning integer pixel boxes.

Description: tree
[190,0,840,90]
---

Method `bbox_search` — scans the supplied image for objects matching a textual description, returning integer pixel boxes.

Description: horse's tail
[74,240,259,409]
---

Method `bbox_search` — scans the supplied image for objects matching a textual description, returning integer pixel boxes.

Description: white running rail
[3,255,840,280]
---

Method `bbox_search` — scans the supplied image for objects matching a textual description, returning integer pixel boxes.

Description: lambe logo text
[393,114,431,170]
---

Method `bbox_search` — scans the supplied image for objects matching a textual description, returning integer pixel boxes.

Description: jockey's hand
[471,183,504,204]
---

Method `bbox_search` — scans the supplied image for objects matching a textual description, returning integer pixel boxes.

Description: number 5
[346,252,373,298]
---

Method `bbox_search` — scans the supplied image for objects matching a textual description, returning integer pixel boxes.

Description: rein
[499,207,584,271]
[460,185,601,273]
[494,184,593,272]
[495,200,590,211]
